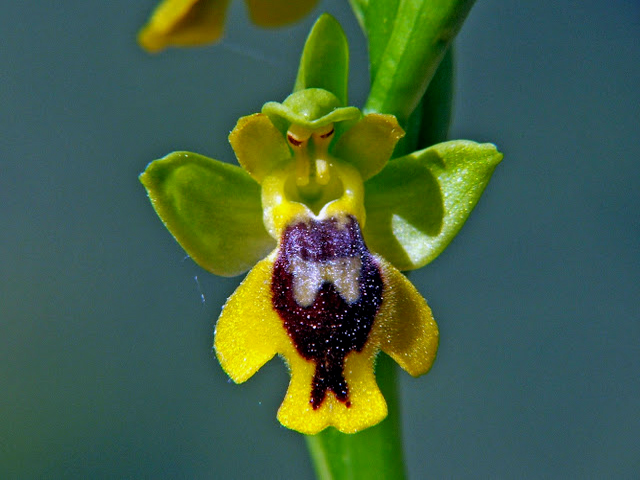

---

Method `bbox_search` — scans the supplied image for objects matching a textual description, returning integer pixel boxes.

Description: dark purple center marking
[271,216,383,409]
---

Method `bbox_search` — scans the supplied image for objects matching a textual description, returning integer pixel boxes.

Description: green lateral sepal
[140,151,275,277]
[364,140,503,270]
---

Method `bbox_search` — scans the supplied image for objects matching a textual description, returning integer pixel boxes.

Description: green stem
[305,354,406,480]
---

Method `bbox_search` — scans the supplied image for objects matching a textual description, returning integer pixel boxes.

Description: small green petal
[364,140,503,270]
[293,13,349,107]
[140,151,275,277]
[245,0,319,28]
[229,113,291,183]
[332,113,405,180]
[138,0,231,53]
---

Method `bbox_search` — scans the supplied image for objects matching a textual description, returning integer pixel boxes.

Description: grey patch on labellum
[271,216,383,409]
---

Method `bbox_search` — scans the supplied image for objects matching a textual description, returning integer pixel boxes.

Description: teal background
[1,0,638,477]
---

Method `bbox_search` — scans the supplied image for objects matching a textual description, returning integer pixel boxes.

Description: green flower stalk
[140,14,501,436]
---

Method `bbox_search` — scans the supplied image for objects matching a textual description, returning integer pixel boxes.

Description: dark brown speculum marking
[271,216,383,409]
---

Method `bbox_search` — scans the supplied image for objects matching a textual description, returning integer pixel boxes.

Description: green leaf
[293,13,350,106]
[362,0,475,126]
[140,151,275,277]
[305,354,406,480]
[364,140,502,270]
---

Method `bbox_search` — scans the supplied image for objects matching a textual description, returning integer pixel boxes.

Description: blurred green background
[1,1,638,477]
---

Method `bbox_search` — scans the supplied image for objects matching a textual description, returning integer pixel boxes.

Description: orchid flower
[140,14,502,434]
[138,0,318,52]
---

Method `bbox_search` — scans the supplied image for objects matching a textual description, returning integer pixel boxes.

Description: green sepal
[294,13,350,106]
[361,0,475,126]
[332,114,405,180]
[364,140,502,270]
[140,151,275,277]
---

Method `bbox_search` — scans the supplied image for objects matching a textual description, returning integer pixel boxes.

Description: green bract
[140,13,501,279]
[352,0,475,127]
